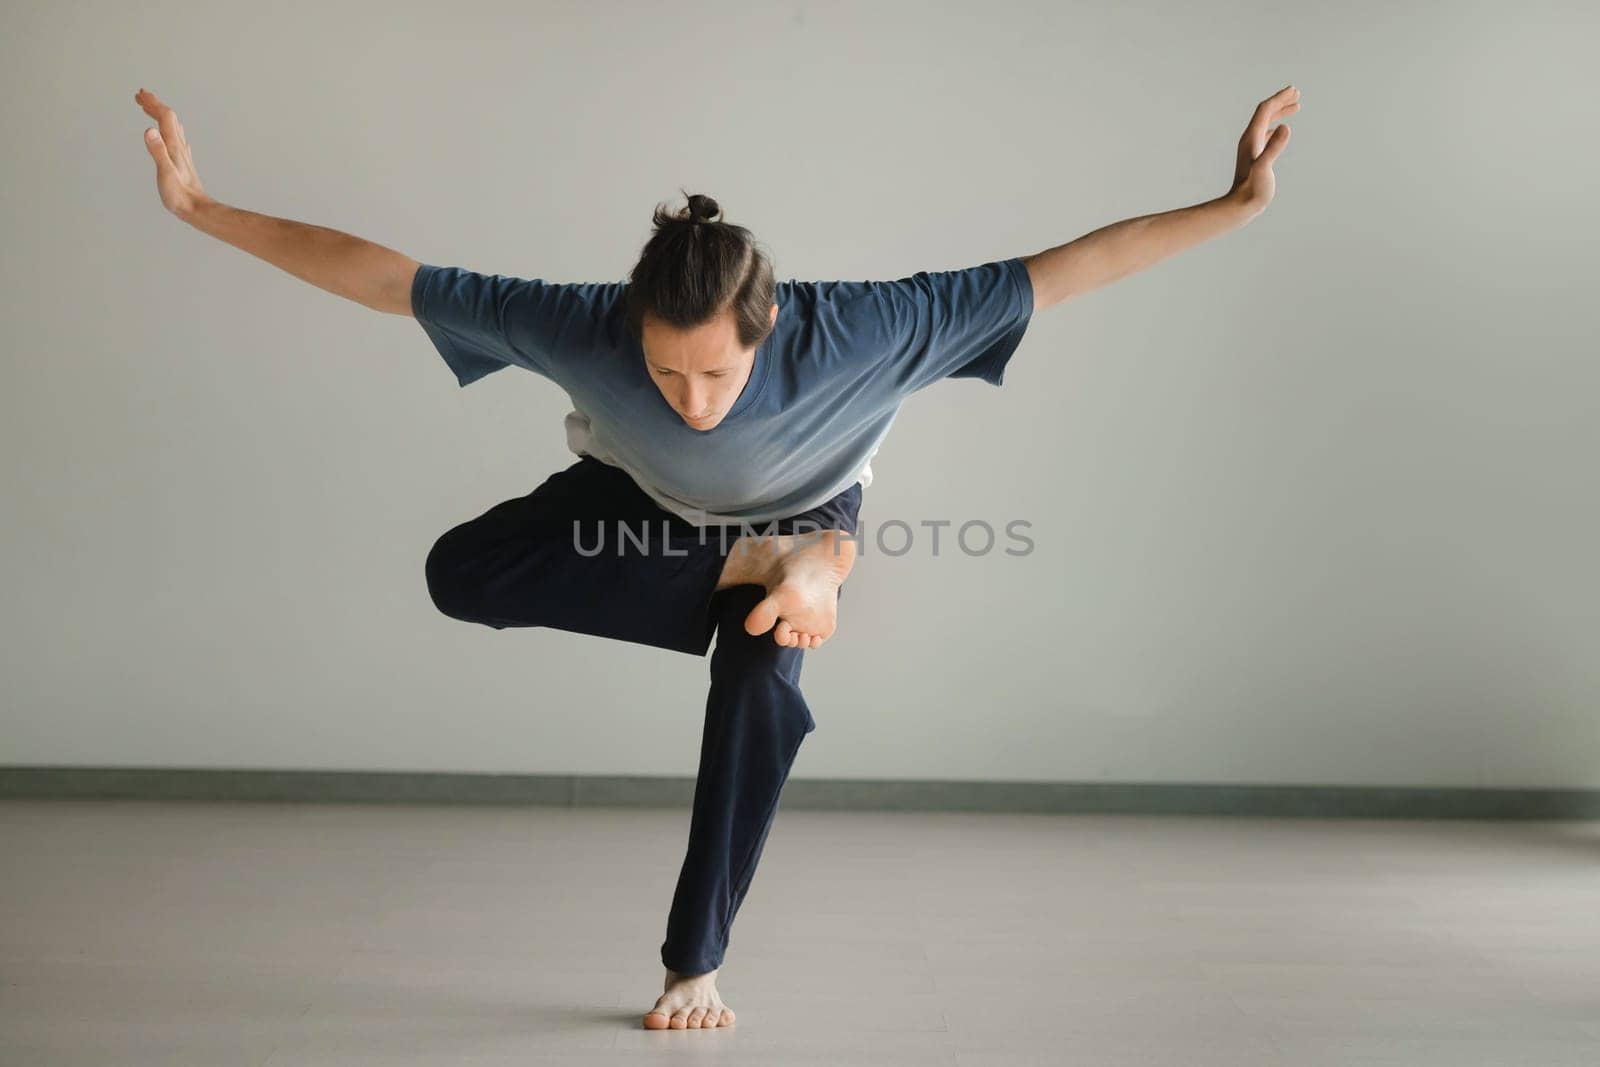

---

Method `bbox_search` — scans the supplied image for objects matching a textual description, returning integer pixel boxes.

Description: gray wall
[2,0,1596,787]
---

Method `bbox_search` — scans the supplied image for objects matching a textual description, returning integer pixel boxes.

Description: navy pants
[423,455,864,977]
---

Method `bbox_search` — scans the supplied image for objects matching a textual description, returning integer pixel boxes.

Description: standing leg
[658,582,815,976]
[657,484,863,979]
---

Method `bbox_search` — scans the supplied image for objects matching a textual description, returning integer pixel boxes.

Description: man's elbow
[1021,255,1067,313]
[375,260,423,317]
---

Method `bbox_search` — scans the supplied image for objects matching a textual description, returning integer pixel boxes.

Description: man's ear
[769,302,778,327]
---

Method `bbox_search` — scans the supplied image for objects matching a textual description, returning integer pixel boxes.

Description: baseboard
[1,767,1597,819]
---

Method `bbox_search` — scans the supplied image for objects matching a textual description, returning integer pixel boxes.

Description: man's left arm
[1021,84,1301,313]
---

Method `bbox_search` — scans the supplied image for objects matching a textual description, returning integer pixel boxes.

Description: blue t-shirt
[411,256,1034,525]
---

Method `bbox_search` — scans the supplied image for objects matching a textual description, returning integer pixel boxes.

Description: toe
[687,1007,706,1028]
[642,1010,670,1030]
[670,1009,690,1029]
[773,619,794,645]
[744,595,782,636]
[718,1008,736,1027]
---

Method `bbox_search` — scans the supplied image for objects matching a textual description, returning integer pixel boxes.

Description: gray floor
[2,801,1599,1066]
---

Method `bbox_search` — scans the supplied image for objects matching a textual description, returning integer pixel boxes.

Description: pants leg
[424,456,736,655]
[422,454,865,978]
[658,490,864,977]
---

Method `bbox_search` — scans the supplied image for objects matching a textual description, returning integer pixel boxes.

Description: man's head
[624,192,778,432]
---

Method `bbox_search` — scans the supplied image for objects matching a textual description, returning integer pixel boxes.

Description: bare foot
[642,967,737,1030]
[717,529,858,648]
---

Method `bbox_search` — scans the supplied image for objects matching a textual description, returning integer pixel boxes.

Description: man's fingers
[1267,88,1301,122]
[134,89,186,166]
[143,127,170,169]
[135,87,171,121]
[1264,123,1291,162]
[1247,86,1299,140]
[159,107,184,164]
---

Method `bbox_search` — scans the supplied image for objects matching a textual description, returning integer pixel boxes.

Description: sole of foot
[742,529,857,647]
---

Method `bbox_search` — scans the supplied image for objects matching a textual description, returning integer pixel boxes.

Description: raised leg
[423,457,733,655]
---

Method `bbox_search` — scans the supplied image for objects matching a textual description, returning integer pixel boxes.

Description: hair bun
[683,193,720,225]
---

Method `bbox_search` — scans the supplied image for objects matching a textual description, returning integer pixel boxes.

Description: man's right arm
[135,88,419,317]
[181,198,420,317]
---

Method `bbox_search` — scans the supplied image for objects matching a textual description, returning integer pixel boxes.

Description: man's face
[642,303,778,431]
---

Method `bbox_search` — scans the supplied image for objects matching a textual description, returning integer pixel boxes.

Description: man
[134,83,1297,1031]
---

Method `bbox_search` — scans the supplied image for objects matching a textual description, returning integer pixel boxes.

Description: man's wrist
[1221,187,1264,225]
[178,195,223,228]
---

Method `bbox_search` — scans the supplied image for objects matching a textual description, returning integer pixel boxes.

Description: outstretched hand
[1229,85,1300,215]
[134,87,212,218]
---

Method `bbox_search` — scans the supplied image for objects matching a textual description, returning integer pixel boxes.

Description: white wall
[3,0,1596,787]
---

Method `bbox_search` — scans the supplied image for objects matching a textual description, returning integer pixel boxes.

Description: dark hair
[623,190,777,351]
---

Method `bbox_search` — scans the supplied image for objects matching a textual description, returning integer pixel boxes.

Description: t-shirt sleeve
[849,256,1035,396]
[409,263,621,388]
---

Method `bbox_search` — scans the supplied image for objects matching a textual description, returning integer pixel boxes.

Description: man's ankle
[715,535,773,590]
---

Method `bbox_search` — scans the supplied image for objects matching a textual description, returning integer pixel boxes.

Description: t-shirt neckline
[714,335,774,426]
